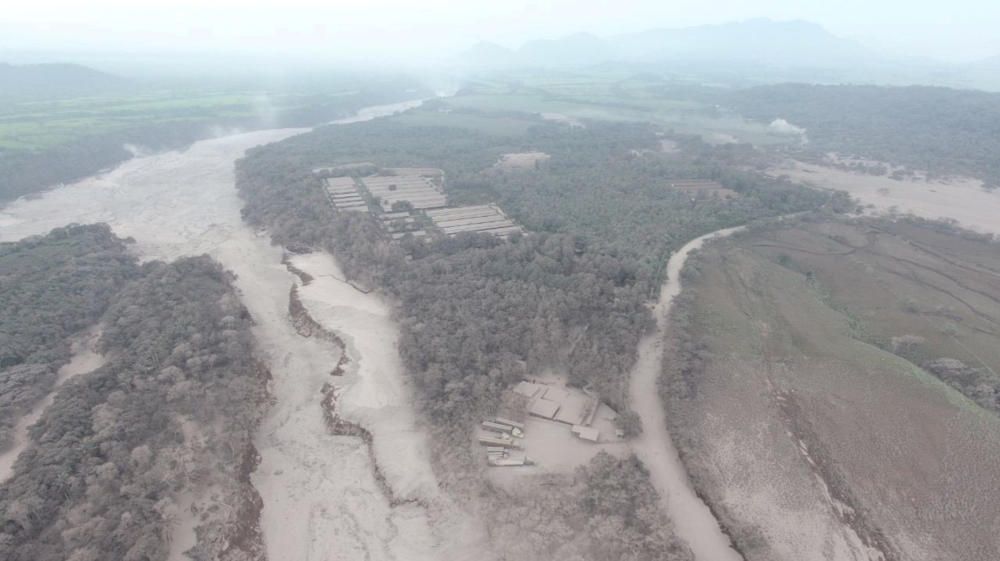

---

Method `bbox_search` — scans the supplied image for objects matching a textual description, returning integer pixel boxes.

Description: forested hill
[723,84,1000,186]
[0,227,269,561]
[0,63,123,99]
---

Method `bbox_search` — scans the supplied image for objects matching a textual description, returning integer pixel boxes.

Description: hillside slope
[662,217,1000,561]
[0,63,122,98]
[460,19,873,69]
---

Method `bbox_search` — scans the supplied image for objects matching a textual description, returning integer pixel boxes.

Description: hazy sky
[3,0,999,63]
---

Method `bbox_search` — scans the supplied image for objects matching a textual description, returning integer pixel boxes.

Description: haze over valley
[3,3,1000,561]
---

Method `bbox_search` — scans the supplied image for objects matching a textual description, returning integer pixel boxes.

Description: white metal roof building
[426,204,521,237]
[360,175,447,210]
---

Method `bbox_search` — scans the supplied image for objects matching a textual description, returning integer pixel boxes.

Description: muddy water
[628,227,745,561]
[0,100,480,561]
[0,328,105,483]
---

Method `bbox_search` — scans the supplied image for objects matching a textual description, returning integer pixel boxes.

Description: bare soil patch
[663,217,1000,561]
[770,160,1000,235]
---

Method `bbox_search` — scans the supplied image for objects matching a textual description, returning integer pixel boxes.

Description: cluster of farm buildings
[315,164,522,240]
[668,179,739,201]
[477,379,621,468]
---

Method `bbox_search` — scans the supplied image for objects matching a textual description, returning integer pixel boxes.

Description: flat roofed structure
[462,225,522,237]
[514,381,545,399]
[324,177,357,189]
[668,179,739,200]
[323,177,368,212]
[554,402,589,426]
[436,215,512,229]
[543,387,570,403]
[425,205,497,219]
[440,221,516,235]
[428,204,521,237]
[529,399,560,420]
[360,174,447,211]
[571,425,600,442]
[383,167,444,178]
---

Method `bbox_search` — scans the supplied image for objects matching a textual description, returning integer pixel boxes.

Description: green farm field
[0,91,321,152]
[450,71,796,146]
[0,79,423,203]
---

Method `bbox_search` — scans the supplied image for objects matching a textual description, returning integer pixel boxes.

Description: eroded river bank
[0,100,488,561]
[6,98,989,561]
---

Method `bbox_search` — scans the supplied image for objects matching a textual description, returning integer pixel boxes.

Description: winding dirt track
[628,227,746,561]
[0,328,105,483]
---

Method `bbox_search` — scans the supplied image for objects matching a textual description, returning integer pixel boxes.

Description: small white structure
[361,175,447,211]
[571,425,600,443]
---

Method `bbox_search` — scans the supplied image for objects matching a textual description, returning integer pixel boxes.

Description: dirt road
[0,328,104,483]
[628,227,745,561]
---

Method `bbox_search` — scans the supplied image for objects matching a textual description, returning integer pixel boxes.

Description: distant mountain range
[460,19,875,70]
[0,62,123,98]
[457,19,1000,90]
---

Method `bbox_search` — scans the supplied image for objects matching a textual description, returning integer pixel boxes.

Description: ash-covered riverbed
[0,100,489,561]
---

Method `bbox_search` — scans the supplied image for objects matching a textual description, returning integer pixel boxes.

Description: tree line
[1,227,269,561]
[0,81,428,204]
[721,83,1000,186]
[0,224,138,452]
